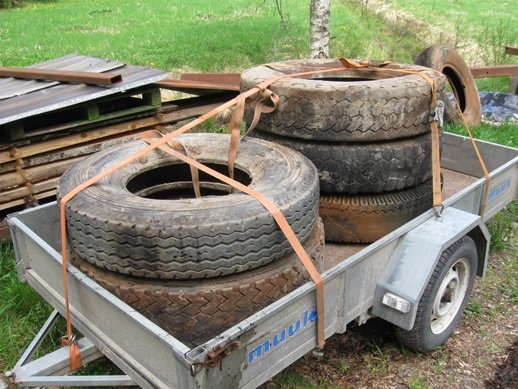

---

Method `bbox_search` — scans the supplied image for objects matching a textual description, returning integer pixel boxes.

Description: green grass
[374,0,517,92]
[0,242,60,370]
[389,0,518,65]
[0,0,433,73]
[267,368,336,389]
[444,122,518,148]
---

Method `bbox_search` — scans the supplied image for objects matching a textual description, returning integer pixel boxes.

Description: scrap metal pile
[0,55,237,236]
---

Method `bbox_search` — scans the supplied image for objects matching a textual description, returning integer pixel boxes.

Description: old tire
[415,44,481,126]
[71,218,325,347]
[395,236,478,353]
[241,59,445,142]
[58,134,319,280]
[252,130,432,194]
[320,180,433,243]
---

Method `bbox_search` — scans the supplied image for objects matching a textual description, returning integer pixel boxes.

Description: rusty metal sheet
[0,55,169,126]
[0,54,125,100]
[180,72,241,86]
[155,79,240,95]
[0,67,123,86]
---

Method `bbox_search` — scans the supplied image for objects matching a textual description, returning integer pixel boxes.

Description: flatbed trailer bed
[4,132,518,389]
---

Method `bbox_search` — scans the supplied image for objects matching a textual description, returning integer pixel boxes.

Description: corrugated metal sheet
[0,54,169,125]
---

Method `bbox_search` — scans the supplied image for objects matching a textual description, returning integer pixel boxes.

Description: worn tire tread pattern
[58,134,319,279]
[253,131,432,194]
[320,180,433,243]
[71,219,325,347]
[241,59,445,142]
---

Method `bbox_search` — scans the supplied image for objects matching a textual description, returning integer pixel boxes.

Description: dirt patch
[486,340,518,388]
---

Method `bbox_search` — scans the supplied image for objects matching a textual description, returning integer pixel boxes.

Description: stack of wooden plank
[0,55,239,234]
[0,96,229,216]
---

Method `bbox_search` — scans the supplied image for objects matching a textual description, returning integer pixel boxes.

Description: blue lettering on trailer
[247,307,317,365]
[488,178,511,201]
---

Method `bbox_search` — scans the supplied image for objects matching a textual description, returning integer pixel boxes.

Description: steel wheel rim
[430,258,470,334]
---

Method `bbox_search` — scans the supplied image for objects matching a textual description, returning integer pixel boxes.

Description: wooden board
[0,100,222,164]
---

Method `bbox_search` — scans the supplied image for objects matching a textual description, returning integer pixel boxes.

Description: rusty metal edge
[0,67,123,86]
[154,79,240,95]
[470,64,518,78]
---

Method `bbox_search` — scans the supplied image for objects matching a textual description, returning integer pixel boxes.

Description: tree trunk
[310,0,330,58]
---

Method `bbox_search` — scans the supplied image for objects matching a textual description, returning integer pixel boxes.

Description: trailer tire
[71,218,325,347]
[58,134,319,280]
[319,180,433,243]
[415,44,481,126]
[241,59,445,142]
[395,236,478,353]
[252,130,432,194]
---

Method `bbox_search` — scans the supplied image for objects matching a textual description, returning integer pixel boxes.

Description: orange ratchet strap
[140,136,325,347]
[60,60,364,368]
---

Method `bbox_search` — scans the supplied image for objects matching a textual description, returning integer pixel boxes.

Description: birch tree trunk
[310,0,330,58]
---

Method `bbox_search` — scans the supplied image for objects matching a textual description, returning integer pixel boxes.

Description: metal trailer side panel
[7,204,195,389]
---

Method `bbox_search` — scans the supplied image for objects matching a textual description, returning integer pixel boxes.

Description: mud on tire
[241,59,445,142]
[58,134,319,280]
[71,218,325,347]
[252,130,433,194]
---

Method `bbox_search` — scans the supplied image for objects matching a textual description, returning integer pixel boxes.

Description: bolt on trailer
[4,132,518,389]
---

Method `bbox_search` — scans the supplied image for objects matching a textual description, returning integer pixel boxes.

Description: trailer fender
[372,207,490,330]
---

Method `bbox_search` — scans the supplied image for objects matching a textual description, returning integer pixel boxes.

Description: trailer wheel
[252,130,432,194]
[415,44,481,126]
[58,134,319,280]
[241,59,445,142]
[71,218,324,347]
[395,236,478,352]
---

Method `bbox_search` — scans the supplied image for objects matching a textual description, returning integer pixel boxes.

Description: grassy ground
[0,0,517,386]
[0,0,431,72]
[389,0,518,65]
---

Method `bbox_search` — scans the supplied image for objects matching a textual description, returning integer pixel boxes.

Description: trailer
[3,132,517,389]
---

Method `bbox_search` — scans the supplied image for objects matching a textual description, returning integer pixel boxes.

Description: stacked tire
[241,59,446,243]
[58,133,323,346]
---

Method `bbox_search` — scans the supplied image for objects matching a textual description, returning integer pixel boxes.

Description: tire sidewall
[415,45,481,126]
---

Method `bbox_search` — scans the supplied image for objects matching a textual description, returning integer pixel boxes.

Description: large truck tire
[71,218,325,347]
[395,236,478,352]
[415,44,482,126]
[252,130,432,194]
[58,134,319,280]
[241,59,445,142]
[319,180,433,243]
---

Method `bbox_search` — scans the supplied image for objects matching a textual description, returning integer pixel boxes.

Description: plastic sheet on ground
[479,92,518,123]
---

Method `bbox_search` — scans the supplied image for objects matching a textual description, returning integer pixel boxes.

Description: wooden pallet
[0,94,231,217]
[1,86,162,142]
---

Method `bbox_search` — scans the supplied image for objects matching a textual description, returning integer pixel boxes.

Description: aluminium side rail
[4,133,518,389]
